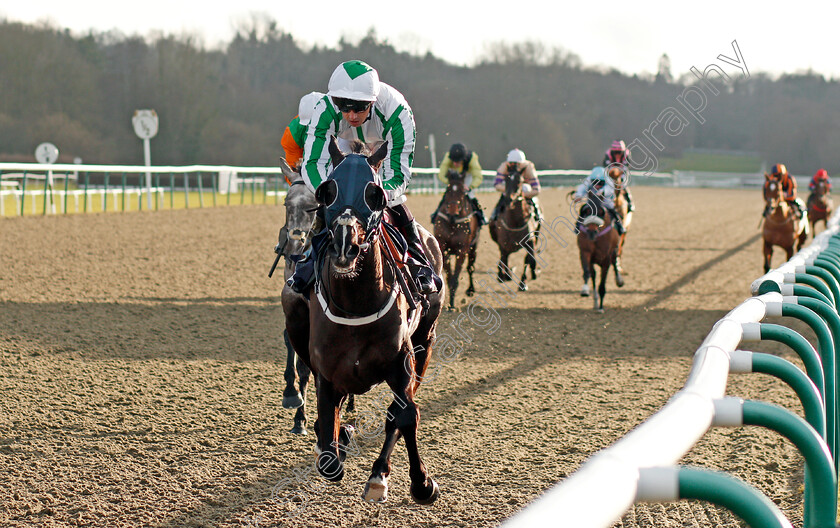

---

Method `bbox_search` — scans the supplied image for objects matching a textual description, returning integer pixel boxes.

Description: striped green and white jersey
[301,82,416,206]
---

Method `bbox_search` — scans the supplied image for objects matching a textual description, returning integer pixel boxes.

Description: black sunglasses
[333,98,372,113]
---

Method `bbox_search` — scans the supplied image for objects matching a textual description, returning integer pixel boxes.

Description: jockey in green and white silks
[301,62,416,209]
[287,60,441,297]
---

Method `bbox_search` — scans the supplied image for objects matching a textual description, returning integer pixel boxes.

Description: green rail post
[184,173,190,209]
[250,174,255,205]
[778,303,836,468]
[154,172,161,210]
[795,273,835,308]
[749,352,826,440]
[813,258,840,294]
[104,173,110,212]
[42,172,49,215]
[20,172,27,216]
[804,266,840,309]
[742,400,836,528]
[756,323,826,408]
[796,295,840,475]
[197,172,204,208]
[83,172,89,213]
[121,172,127,212]
[211,172,217,207]
[677,467,793,528]
[169,173,175,209]
[63,172,69,214]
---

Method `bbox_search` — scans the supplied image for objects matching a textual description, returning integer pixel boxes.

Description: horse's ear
[328,136,345,168]
[368,141,389,170]
[279,157,298,181]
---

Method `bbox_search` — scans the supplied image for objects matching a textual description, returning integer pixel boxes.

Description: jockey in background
[490,148,543,223]
[602,139,635,213]
[810,168,832,193]
[431,142,487,225]
[280,91,324,176]
[764,163,805,219]
[287,60,442,296]
[572,166,626,235]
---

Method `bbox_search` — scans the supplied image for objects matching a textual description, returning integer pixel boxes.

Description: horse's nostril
[347,245,360,259]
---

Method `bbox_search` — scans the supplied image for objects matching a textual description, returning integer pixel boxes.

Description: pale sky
[2,2,839,79]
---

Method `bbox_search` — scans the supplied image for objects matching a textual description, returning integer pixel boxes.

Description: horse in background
[272,159,353,435]
[282,138,443,504]
[488,168,540,291]
[607,166,632,274]
[575,187,623,312]
[433,169,480,310]
[762,175,808,273]
[807,177,833,236]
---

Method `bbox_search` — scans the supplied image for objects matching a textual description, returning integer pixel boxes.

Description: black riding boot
[430,195,446,224]
[402,221,442,295]
[470,196,487,225]
[607,207,626,235]
[287,208,327,296]
[490,196,505,222]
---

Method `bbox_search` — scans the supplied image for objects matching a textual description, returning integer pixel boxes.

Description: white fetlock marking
[364,475,389,502]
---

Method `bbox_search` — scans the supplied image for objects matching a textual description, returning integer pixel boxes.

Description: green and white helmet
[328,60,380,102]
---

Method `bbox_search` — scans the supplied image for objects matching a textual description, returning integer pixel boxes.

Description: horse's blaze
[363,476,388,503]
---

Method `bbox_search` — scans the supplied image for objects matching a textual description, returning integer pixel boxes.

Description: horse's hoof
[580,285,590,297]
[446,305,455,312]
[518,283,528,292]
[616,276,625,288]
[465,288,475,297]
[595,308,605,314]
[282,392,304,409]
[410,477,440,505]
[316,452,344,482]
[362,476,389,503]
[290,422,307,435]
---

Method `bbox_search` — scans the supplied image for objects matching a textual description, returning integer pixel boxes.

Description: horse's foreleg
[597,263,608,312]
[314,374,344,482]
[763,241,773,274]
[449,252,466,309]
[465,244,477,297]
[282,330,304,409]
[291,358,311,435]
[612,249,625,288]
[497,253,513,282]
[580,250,592,296]
[590,264,599,310]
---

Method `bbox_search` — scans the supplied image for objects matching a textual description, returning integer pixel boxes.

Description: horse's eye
[364,182,387,212]
[315,180,337,206]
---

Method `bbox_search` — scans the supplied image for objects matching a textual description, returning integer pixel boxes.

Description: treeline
[1,18,839,175]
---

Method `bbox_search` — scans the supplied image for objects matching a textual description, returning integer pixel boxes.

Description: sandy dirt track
[0,186,819,527]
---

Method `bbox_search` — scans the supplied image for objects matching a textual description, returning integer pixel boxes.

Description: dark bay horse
[762,175,808,273]
[576,189,623,312]
[488,168,540,291]
[807,178,833,236]
[607,166,632,274]
[282,138,444,504]
[433,169,480,310]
